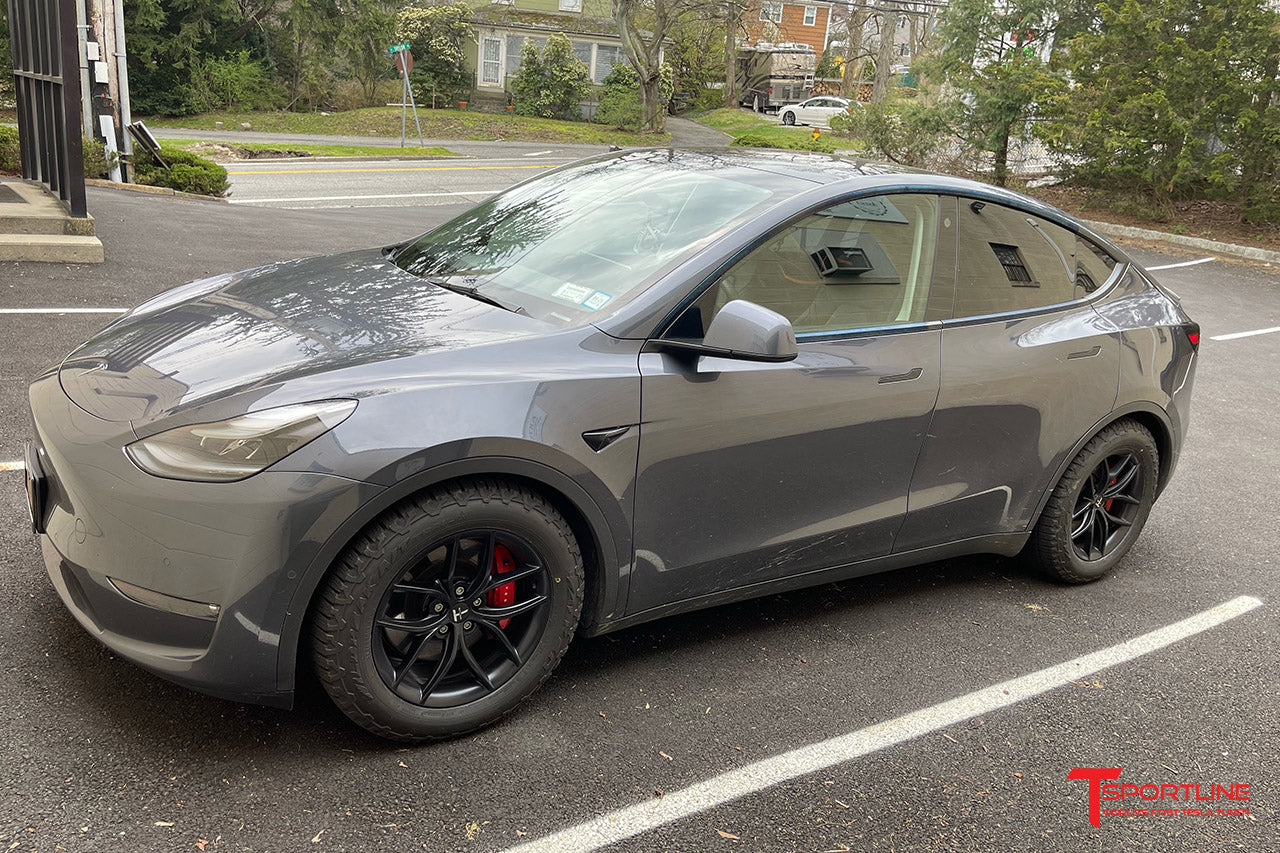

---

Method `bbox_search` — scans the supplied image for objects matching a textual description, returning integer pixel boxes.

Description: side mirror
[651,299,798,363]
[704,300,798,361]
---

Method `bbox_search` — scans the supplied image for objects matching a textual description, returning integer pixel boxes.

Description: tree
[510,33,591,120]
[397,1,473,108]
[1045,0,1280,215]
[837,5,872,99]
[932,0,1062,186]
[338,0,399,106]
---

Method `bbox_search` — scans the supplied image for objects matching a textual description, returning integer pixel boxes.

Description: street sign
[393,49,413,77]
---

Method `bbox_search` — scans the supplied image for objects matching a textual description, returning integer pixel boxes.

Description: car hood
[59,249,552,425]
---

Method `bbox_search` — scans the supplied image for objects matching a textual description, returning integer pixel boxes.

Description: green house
[463,0,649,104]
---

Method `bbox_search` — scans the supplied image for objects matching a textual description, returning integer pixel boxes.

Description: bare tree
[838,6,872,98]
[871,4,900,103]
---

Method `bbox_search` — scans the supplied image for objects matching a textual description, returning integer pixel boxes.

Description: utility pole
[81,0,134,181]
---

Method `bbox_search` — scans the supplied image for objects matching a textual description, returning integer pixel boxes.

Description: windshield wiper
[428,279,527,315]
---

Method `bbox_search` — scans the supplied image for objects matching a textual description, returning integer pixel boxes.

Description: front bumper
[30,372,382,707]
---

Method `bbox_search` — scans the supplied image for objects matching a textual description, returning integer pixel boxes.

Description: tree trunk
[840,10,868,99]
[641,74,665,131]
[871,7,898,103]
[724,1,737,108]
[993,119,1010,187]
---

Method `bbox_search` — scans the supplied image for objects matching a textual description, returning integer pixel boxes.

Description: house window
[803,5,817,26]
[989,243,1033,284]
[481,36,502,86]
[760,2,783,23]
[559,0,581,11]
[594,44,626,82]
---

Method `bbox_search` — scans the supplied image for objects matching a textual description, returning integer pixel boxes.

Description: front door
[629,193,954,615]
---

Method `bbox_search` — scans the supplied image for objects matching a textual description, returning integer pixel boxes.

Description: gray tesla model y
[26,149,1198,740]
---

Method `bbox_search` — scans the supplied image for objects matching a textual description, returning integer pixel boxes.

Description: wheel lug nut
[454,586,466,597]
[473,598,483,607]
[463,621,473,630]
[438,625,449,634]
[433,602,444,613]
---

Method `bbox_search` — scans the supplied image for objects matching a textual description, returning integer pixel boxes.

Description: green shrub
[134,146,229,197]
[399,2,475,108]
[594,64,643,130]
[0,125,18,173]
[730,133,838,155]
[510,33,591,121]
[81,135,120,179]
[829,100,952,168]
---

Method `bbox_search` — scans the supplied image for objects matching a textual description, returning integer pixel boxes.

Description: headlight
[126,400,357,482]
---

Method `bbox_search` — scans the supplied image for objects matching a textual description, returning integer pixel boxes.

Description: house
[741,1,833,54]
[465,0,637,103]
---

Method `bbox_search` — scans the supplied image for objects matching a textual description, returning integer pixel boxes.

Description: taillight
[1183,322,1200,349]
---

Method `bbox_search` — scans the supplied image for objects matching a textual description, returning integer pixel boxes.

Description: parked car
[26,149,1198,741]
[779,96,854,127]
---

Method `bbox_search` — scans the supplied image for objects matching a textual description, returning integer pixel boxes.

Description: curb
[85,178,227,202]
[1084,219,1280,265]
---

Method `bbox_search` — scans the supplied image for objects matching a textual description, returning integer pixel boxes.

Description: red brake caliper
[488,543,517,629]
[1105,477,1116,511]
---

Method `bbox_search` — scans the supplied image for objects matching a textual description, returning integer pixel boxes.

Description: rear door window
[954,200,1081,318]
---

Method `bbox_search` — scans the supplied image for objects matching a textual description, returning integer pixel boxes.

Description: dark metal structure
[6,0,86,217]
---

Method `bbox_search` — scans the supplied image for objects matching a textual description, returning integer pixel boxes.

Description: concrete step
[0,211,89,236]
[0,233,104,263]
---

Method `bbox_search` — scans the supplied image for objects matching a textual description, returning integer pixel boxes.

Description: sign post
[388,43,425,147]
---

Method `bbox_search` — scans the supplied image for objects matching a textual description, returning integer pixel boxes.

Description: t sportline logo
[1068,768,1252,827]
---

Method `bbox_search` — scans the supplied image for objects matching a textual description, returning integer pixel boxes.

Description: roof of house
[469,7,622,39]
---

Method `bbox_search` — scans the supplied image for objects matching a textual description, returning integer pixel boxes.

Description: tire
[782,111,796,126]
[1025,419,1159,584]
[311,478,584,741]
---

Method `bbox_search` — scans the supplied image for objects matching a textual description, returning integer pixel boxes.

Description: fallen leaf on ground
[659,751,673,761]
[312,829,326,843]
[196,840,208,851]
[155,822,175,828]
[716,829,739,840]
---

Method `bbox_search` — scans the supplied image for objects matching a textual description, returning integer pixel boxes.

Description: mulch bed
[1028,184,1280,254]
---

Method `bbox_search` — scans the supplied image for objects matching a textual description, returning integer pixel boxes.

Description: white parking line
[506,594,1264,853]
[0,460,22,472]
[1210,325,1280,341]
[0,307,127,314]
[1146,257,1215,271]
[227,190,499,205]
[524,150,554,157]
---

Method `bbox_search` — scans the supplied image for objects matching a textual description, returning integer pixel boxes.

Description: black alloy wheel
[1070,452,1144,562]
[782,111,796,125]
[312,479,583,741]
[373,530,550,708]
[1025,419,1159,584]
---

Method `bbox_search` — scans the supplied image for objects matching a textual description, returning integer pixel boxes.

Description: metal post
[400,69,407,147]
[73,0,90,134]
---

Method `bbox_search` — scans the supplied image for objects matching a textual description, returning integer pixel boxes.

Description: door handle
[878,367,923,384]
[1067,346,1102,360]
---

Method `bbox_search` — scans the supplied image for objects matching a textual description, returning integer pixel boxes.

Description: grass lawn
[161,139,456,160]
[692,108,859,154]
[143,107,667,147]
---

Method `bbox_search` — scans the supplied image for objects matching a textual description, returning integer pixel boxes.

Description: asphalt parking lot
[1,185,1276,852]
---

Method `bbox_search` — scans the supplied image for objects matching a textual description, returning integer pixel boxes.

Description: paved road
[0,185,1276,852]
[222,155,577,209]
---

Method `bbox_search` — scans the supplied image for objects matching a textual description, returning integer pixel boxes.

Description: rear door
[895,197,1121,551]
[629,193,954,614]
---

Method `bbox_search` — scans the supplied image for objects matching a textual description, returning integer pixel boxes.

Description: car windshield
[391,150,807,325]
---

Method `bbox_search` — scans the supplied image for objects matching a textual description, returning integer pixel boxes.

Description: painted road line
[1210,325,1280,341]
[506,595,1265,853]
[1146,257,1215,271]
[228,190,501,205]
[226,164,557,176]
[0,307,127,314]
[524,150,554,157]
[0,460,22,472]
